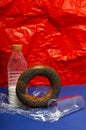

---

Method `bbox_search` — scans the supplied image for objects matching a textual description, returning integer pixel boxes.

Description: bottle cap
[12,44,22,50]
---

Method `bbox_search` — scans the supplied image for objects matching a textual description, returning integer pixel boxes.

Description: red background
[0,0,86,87]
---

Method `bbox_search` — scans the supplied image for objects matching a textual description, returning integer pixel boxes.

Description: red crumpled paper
[0,0,86,87]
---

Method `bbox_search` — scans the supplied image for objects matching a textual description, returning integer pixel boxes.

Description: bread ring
[16,65,61,108]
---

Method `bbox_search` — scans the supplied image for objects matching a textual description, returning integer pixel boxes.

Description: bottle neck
[12,50,22,54]
[11,50,24,58]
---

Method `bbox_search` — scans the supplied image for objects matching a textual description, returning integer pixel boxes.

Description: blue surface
[0,85,86,130]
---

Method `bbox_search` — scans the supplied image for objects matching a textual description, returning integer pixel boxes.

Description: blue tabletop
[0,85,86,130]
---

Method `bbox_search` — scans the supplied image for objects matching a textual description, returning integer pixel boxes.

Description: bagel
[16,65,61,108]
